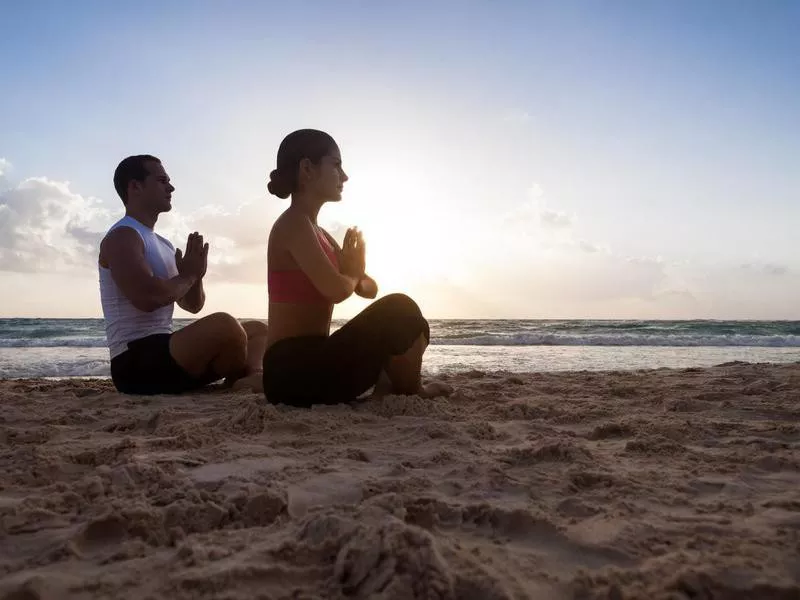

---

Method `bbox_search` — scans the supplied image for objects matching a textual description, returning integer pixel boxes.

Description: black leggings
[262,293,430,407]
[110,333,220,395]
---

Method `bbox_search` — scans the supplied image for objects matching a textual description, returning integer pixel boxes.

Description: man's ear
[127,180,140,198]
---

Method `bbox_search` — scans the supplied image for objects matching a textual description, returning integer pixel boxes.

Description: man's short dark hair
[113,155,161,204]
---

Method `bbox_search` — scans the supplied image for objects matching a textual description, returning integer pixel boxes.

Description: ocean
[1,318,799,379]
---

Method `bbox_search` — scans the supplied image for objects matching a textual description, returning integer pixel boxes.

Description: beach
[0,361,798,599]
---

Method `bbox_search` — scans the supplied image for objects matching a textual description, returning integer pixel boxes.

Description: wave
[2,319,800,349]
[430,333,800,347]
[3,334,800,348]
[3,362,111,378]
[0,337,107,348]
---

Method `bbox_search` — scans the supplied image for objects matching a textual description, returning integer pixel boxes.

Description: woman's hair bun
[267,169,292,199]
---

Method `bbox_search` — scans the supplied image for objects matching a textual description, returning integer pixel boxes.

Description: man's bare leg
[241,320,268,374]
[368,369,394,401]
[168,312,248,382]
[228,320,269,392]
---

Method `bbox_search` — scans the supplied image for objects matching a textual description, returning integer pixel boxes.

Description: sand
[0,361,798,599]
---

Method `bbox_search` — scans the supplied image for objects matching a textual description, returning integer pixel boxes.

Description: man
[98,154,267,394]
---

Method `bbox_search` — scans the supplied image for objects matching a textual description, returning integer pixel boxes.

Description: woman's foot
[419,380,454,398]
[367,372,453,400]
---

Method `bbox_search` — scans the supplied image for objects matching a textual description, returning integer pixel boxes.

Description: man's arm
[100,227,200,313]
[175,232,207,314]
[177,278,205,313]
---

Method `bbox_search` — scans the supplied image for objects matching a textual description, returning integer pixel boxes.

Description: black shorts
[262,293,430,407]
[110,333,221,395]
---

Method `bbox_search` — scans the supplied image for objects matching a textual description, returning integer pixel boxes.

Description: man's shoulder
[100,224,145,253]
[105,222,144,241]
[99,223,146,267]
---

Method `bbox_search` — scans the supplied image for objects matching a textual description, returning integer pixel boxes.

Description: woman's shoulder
[271,210,305,237]
[276,209,314,229]
[270,211,324,254]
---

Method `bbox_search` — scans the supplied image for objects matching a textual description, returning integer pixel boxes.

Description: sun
[362,220,446,292]
[328,158,459,293]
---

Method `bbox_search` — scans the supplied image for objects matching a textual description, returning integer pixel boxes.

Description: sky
[1,0,798,320]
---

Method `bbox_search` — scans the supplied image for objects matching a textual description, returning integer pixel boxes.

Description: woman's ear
[298,157,314,183]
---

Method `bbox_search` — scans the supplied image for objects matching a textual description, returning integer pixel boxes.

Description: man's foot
[223,365,263,392]
[229,372,263,393]
[368,370,394,401]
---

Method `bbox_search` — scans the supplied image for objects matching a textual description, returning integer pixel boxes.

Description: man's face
[130,161,174,213]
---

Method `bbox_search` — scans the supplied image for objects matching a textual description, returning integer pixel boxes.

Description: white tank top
[99,216,178,359]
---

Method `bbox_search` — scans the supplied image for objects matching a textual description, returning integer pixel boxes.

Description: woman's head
[267,129,348,201]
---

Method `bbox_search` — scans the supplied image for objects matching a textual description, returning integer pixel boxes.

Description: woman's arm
[284,216,360,303]
[355,275,378,298]
[321,228,378,298]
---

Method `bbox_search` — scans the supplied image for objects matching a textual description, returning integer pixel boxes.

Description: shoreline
[1,362,798,598]
[2,356,798,381]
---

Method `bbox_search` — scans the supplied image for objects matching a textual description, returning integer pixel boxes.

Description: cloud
[156,197,285,285]
[740,262,789,276]
[500,182,579,243]
[0,176,110,273]
[578,240,602,253]
[0,158,10,178]
[527,183,544,199]
[157,199,363,286]
[2,166,797,319]
[540,208,572,229]
[0,163,300,285]
[484,182,710,316]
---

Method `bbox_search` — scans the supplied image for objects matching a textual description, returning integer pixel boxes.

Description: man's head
[113,155,174,214]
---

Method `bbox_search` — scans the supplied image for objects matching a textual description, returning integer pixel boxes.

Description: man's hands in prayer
[175,232,209,280]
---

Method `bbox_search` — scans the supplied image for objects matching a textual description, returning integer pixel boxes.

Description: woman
[262,129,451,407]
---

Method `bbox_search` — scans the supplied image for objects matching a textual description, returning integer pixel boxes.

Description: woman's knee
[378,293,422,317]
[375,293,430,348]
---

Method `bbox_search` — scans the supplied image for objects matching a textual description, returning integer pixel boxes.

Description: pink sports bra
[268,228,339,304]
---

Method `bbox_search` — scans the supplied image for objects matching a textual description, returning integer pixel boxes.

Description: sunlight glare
[332,152,468,292]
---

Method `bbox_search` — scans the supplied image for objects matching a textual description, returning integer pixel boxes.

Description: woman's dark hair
[267,129,338,199]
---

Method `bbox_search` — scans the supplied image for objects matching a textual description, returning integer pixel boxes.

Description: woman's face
[305,145,348,201]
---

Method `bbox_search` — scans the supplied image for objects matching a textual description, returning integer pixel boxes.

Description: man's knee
[205,312,248,347]
[241,319,269,338]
